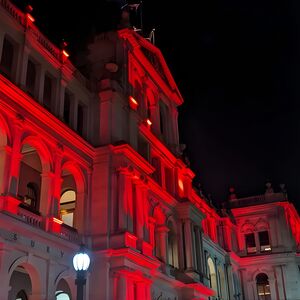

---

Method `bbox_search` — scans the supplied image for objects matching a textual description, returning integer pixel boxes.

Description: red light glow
[27,14,35,22]
[129,96,138,110]
[62,50,69,58]
[146,119,152,127]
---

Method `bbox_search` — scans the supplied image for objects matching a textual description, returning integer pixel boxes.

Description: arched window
[19,144,42,212]
[60,190,76,227]
[167,221,178,268]
[23,182,39,209]
[207,257,217,292]
[256,273,271,300]
[16,290,28,300]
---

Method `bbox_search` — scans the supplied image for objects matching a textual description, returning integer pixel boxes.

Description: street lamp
[73,245,90,300]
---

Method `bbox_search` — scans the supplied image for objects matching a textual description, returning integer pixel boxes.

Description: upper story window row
[0,34,88,139]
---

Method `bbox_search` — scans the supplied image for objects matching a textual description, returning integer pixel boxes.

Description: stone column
[118,170,133,232]
[0,30,5,61]
[37,65,45,104]
[8,123,23,195]
[117,275,128,300]
[134,182,145,240]
[40,171,55,223]
[156,225,169,262]
[18,45,30,89]
[57,78,67,119]
[183,219,195,270]
[0,145,11,195]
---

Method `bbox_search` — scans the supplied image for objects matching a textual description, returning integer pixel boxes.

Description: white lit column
[183,219,195,270]
[156,225,169,262]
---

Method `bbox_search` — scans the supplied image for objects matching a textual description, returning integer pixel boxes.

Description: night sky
[13,0,300,208]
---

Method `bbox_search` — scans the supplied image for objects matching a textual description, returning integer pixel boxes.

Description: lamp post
[73,245,90,300]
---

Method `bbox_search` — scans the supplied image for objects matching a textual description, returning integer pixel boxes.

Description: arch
[55,278,71,300]
[256,273,271,300]
[60,161,86,230]
[8,257,42,297]
[255,219,269,231]
[61,161,86,195]
[20,135,52,173]
[207,257,217,292]
[240,222,255,234]
[54,270,76,300]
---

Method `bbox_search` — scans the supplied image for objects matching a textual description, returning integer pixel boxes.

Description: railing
[60,223,80,243]
[229,192,287,208]
[18,205,43,228]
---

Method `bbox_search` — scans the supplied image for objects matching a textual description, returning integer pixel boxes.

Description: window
[0,37,14,79]
[159,101,169,141]
[63,92,71,124]
[77,103,85,135]
[23,182,38,210]
[43,74,53,110]
[256,273,271,300]
[207,257,217,292]
[245,233,256,254]
[25,59,36,96]
[138,135,149,160]
[259,231,271,252]
[164,167,173,194]
[60,190,76,227]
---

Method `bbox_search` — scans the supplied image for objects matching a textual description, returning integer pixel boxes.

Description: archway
[18,144,42,212]
[60,162,85,231]
[55,278,71,300]
[256,273,271,300]
[9,266,31,300]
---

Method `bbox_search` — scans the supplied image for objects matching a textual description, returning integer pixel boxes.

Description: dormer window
[259,231,271,252]
[245,233,256,254]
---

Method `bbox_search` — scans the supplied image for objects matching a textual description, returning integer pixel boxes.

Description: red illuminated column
[8,123,23,195]
[148,217,156,248]
[52,150,63,217]
[136,281,146,299]
[0,145,11,195]
[134,182,146,240]
[116,274,129,300]
[156,225,169,262]
[118,170,133,232]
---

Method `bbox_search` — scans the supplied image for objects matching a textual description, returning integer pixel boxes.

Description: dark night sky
[13,0,300,208]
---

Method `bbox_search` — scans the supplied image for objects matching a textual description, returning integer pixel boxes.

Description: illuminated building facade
[0,1,300,299]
